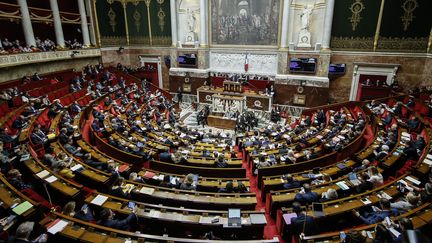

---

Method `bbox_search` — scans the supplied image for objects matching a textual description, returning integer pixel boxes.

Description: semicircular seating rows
[0,66,431,243]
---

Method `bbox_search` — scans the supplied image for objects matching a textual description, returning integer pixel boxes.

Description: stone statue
[297,4,314,48]
[300,5,314,30]
[187,8,196,33]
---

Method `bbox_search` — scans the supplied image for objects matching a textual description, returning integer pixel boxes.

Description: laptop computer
[228,208,241,227]
[348,172,361,186]
[312,203,325,217]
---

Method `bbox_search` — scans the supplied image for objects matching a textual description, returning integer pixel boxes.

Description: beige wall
[329,53,431,103]
[101,47,172,90]
[0,57,101,83]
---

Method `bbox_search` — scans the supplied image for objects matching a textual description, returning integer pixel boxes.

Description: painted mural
[210,0,280,45]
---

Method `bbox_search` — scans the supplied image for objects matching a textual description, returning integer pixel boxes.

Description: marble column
[322,0,335,49]
[199,0,208,47]
[49,0,65,47]
[85,0,96,46]
[279,0,290,49]
[78,0,91,46]
[170,0,178,47]
[17,0,36,47]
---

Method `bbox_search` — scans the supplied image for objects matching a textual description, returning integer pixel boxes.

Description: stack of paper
[423,158,432,166]
[45,175,57,183]
[405,176,421,185]
[70,164,84,172]
[36,170,50,179]
[12,201,33,215]
[47,219,68,234]
[139,187,155,195]
[90,195,108,206]
[336,181,350,190]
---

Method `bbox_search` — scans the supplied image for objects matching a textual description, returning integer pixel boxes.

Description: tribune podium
[223,80,242,93]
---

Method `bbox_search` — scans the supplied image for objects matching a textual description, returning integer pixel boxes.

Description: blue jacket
[359,209,398,225]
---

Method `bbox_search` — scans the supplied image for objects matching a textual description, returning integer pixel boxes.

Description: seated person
[218,181,234,193]
[215,155,228,168]
[236,182,248,193]
[82,153,108,171]
[320,188,338,202]
[367,166,383,188]
[7,221,48,243]
[30,126,49,148]
[352,198,398,225]
[62,201,95,221]
[282,174,301,189]
[64,139,84,158]
[180,173,196,191]
[110,177,131,198]
[390,191,420,212]
[406,117,419,129]
[97,208,138,231]
[294,183,319,204]
[290,202,319,237]
[7,169,31,190]
[12,115,28,130]
[355,173,374,193]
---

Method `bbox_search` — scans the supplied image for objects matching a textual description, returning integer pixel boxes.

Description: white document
[90,195,108,206]
[405,176,421,185]
[70,164,84,172]
[47,219,68,235]
[139,187,155,195]
[44,175,57,183]
[36,170,50,179]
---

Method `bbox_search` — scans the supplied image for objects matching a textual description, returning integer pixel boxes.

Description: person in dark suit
[294,183,319,204]
[97,208,137,231]
[394,217,430,243]
[12,115,28,130]
[355,173,374,193]
[282,174,301,189]
[352,198,399,225]
[58,128,69,145]
[70,101,82,114]
[289,202,319,238]
[7,221,47,243]
[30,126,48,146]
[414,136,426,151]
[406,117,419,130]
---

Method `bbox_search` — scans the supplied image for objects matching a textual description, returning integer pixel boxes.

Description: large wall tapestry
[210,0,280,46]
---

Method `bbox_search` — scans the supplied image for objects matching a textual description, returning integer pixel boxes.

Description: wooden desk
[197,86,272,112]
[207,115,237,130]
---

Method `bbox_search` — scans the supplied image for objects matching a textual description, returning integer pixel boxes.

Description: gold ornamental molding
[349,0,365,31]
[377,37,428,52]
[130,36,150,45]
[101,36,127,46]
[331,36,373,50]
[401,0,418,31]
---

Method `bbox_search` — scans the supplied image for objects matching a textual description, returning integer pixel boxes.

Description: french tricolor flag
[244,54,249,72]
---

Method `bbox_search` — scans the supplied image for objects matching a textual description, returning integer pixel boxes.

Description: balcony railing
[0,48,101,68]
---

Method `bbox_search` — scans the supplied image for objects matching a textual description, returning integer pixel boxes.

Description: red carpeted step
[242,155,281,240]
